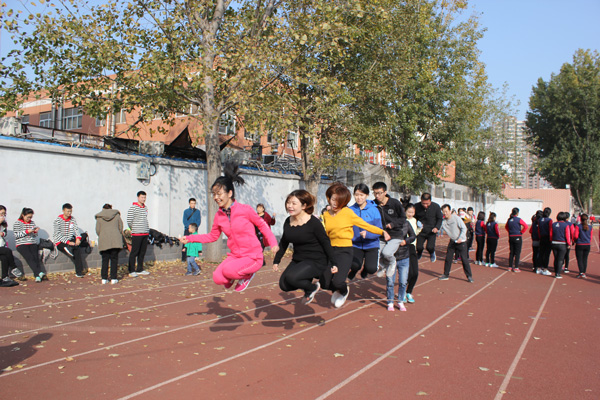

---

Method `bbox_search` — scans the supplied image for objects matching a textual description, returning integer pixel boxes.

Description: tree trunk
[202,118,223,262]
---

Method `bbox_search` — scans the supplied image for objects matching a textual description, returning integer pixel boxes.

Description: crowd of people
[1,165,597,306]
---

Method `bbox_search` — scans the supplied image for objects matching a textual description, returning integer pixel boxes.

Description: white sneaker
[376,265,385,278]
[542,269,552,276]
[334,288,349,308]
[129,272,138,277]
[304,282,320,305]
[137,270,150,275]
[101,279,108,285]
[485,263,490,267]
[110,279,119,284]
[491,263,498,268]
[535,269,542,275]
[331,291,342,305]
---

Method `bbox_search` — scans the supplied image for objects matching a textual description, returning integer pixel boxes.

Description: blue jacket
[349,200,383,250]
[183,207,201,231]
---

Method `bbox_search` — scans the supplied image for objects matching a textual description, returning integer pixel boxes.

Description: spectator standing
[181,198,201,261]
[13,208,46,282]
[127,191,150,277]
[404,204,421,304]
[95,203,124,284]
[573,214,592,278]
[530,210,543,273]
[474,211,486,265]
[438,204,473,282]
[563,212,573,273]
[505,207,529,272]
[414,193,443,262]
[551,212,571,279]
[184,223,202,276]
[53,203,85,278]
[255,203,276,266]
[485,212,500,268]
[537,207,553,275]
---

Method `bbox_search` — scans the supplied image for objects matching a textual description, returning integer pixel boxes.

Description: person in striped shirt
[127,191,150,277]
[13,207,46,282]
[53,203,85,277]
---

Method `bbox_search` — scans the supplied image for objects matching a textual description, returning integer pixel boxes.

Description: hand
[386,223,392,229]
[383,231,391,241]
[0,232,4,237]
[33,227,40,234]
[399,240,406,246]
[75,239,81,246]
[68,241,76,246]
[273,264,279,272]
[331,266,338,274]
[180,237,189,244]
[360,230,367,238]
[432,228,439,233]
[456,239,463,243]
[271,245,279,254]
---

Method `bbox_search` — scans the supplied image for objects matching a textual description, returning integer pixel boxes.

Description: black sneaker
[467,276,474,283]
[10,268,23,278]
[438,275,449,280]
[1,276,19,287]
[555,274,563,279]
[360,269,368,279]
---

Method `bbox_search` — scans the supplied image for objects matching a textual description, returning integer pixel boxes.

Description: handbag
[38,238,55,250]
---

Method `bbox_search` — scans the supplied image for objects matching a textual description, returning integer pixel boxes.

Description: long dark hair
[212,162,245,200]
[477,211,485,221]
[19,207,34,221]
[353,183,370,196]
[542,207,552,218]
[581,214,589,231]
[487,212,496,223]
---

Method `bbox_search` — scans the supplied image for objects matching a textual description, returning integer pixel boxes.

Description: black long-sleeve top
[273,215,338,268]
[414,201,443,233]
[376,195,407,239]
[393,220,416,260]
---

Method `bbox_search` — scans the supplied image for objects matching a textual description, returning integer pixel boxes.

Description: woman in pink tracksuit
[182,164,278,292]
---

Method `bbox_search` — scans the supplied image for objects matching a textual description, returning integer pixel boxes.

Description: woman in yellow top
[322,182,391,308]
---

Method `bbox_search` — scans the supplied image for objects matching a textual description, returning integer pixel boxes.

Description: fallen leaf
[108,354,119,357]
[3,366,13,372]
[65,357,74,362]
[77,376,89,380]
[334,353,344,357]
[218,372,227,376]
[479,367,489,371]
[416,391,428,396]
[58,366,65,370]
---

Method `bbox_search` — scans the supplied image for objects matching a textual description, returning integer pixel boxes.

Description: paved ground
[0,235,598,399]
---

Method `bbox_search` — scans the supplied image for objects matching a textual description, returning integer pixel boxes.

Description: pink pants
[213,254,263,285]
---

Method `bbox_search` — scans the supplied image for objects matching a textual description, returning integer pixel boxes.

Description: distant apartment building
[495,117,551,189]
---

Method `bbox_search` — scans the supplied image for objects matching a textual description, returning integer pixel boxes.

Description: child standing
[485,212,499,268]
[386,219,416,311]
[185,223,202,276]
[573,214,592,278]
[405,204,421,304]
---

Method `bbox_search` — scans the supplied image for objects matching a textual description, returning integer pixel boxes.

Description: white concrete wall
[0,136,487,247]
[486,199,544,224]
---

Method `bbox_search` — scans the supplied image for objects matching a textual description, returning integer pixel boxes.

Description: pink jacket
[186,201,277,259]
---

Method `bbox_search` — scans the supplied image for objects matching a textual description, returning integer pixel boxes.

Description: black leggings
[406,246,419,294]
[564,246,571,270]
[129,235,148,273]
[322,247,353,296]
[552,243,567,276]
[350,247,379,277]
[16,244,44,277]
[485,238,498,264]
[475,236,485,262]
[532,243,540,271]
[575,245,590,274]
[0,247,16,278]
[101,248,121,280]
[279,260,322,295]
[508,236,523,269]
[539,237,552,269]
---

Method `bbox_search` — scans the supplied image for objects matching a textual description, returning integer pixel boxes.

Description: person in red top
[53,203,85,278]
[505,208,529,272]
[255,203,276,266]
[550,211,572,279]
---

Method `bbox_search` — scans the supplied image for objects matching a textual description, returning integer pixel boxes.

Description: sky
[2,0,600,121]
[466,0,600,120]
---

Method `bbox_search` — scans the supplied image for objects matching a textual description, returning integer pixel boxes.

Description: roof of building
[502,188,572,219]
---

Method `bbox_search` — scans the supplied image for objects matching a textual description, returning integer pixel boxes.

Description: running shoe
[129,272,138,278]
[438,275,449,280]
[304,282,320,305]
[535,269,541,274]
[491,263,499,268]
[430,253,436,263]
[224,279,235,289]
[564,269,570,273]
[581,273,587,279]
[102,279,108,284]
[509,268,514,272]
[360,269,368,279]
[334,287,350,308]
[541,269,552,276]
[193,270,201,276]
[555,274,563,279]
[235,273,255,292]
[39,272,47,281]
[513,268,521,273]
[110,279,119,284]
[75,274,84,278]
[347,269,357,281]
[467,276,474,283]
[35,276,42,282]
[387,303,395,312]
[376,265,385,278]
[331,291,342,305]
[485,263,490,267]
[398,302,407,312]
[137,270,150,275]
[11,268,23,278]
[406,293,415,303]
[185,272,193,276]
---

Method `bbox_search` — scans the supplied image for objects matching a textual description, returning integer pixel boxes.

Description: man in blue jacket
[182,198,201,261]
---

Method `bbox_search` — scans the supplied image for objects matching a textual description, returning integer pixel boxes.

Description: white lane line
[315,271,509,400]
[0,279,211,314]
[494,278,556,400]
[117,305,369,400]
[0,280,280,339]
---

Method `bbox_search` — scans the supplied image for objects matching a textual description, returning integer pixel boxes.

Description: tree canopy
[527,49,600,211]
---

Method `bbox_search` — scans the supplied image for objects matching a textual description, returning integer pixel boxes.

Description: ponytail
[212,162,245,199]
[581,214,589,232]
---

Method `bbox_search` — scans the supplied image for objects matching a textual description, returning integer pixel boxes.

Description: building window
[244,128,258,141]
[63,107,82,130]
[39,111,52,128]
[218,111,236,136]
[21,115,30,125]
[115,109,127,124]
[95,117,105,127]
[287,130,298,149]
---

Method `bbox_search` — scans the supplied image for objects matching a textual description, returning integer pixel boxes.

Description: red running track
[0,235,598,399]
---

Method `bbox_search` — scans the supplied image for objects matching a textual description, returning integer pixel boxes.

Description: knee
[212,268,228,285]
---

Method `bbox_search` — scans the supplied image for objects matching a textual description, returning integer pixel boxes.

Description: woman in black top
[273,190,338,304]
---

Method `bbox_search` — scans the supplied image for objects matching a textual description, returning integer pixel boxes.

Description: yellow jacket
[323,207,384,247]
